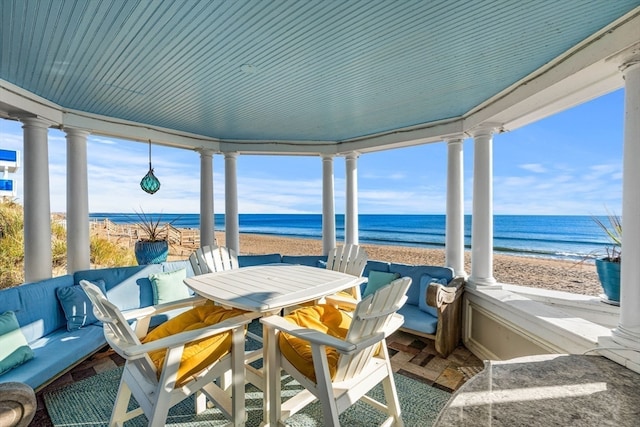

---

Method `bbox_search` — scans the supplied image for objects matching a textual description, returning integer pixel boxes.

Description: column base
[611,325,640,351]
[466,276,501,290]
[598,336,640,374]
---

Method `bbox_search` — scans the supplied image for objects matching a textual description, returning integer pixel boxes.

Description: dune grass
[0,199,135,289]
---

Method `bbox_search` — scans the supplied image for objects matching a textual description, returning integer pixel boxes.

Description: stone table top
[434,354,640,426]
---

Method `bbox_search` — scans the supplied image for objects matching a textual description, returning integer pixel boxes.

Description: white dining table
[183,263,365,426]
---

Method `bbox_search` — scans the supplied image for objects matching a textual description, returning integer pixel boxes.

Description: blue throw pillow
[0,311,34,375]
[418,275,448,317]
[363,271,401,298]
[56,279,107,331]
[149,268,190,305]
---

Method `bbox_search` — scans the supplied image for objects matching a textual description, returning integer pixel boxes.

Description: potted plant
[133,209,174,265]
[593,212,621,305]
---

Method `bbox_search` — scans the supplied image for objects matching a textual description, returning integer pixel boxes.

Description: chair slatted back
[334,277,411,382]
[326,244,368,300]
[189,245,239,275]
[80,280,159,383]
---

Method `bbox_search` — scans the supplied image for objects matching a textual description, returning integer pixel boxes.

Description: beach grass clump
[90,235,137,267]
[0,199,25,289]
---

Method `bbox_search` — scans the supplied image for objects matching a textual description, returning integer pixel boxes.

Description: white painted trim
[464,286,614,360]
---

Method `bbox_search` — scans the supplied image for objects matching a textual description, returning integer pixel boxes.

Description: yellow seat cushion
[142,305,247,387]
[278,304,352,383]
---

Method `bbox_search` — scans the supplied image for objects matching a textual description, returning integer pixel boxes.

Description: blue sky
[0,89,624,216]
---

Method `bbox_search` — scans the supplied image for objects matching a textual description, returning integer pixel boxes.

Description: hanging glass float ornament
[140,140,160,194]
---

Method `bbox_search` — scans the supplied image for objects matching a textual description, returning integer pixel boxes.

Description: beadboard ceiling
[1,0,639,146]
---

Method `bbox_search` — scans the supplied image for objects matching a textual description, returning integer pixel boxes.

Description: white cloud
[519,163,547,173]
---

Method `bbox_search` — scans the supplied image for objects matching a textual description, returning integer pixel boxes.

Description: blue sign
[0,179,14,192]
[0,150,17,162]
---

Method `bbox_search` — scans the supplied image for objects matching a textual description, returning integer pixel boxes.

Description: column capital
[345,151,360,160]
[469,123,502,138]
[445,134,465,144]
[321,153,334,160]
[21,116,55,129]
[63,127,90,138]
[197,148,215,157]
[224,151,239,160]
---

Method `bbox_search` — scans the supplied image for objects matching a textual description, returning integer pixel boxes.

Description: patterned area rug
[44,365,451,426]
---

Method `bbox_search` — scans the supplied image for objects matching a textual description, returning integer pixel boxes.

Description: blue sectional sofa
[0,254,463,392]
[0,260,195,391]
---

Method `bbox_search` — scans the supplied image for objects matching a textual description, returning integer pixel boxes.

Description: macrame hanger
[140,139,161,194]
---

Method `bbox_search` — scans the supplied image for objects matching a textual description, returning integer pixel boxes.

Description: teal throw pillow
[418,275,449,317]
[0,311,34,375]
[56,279,107,331]
[363,270,401,298]
[150,268,190,305]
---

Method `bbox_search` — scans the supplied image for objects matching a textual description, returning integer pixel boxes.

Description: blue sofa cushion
[0,311,34,375]
[149,268,190,305]
[363,271,400,298]
[418,275,448,318]
[388,263,453,306]
[238,253,282,267]
[398,303,438,336]
[363,260,391,277]
[75,265,162,312]
[162,260,195,277]
[281,255,327,267]
[56,279,107,331]
[0,325,105,390]
[15,275,74,343]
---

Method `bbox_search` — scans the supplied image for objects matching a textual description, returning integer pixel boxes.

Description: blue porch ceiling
[1,0,639,142]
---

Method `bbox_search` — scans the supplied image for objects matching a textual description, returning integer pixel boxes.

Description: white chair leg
[311,345,341,427]
[109,380,132,427]
[195,390,207,413]
[380,347,404,427]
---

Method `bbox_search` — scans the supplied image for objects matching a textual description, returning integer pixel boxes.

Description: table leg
[262,320,281,427]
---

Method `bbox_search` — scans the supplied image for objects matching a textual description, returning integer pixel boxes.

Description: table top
[434,353,640,426]
[184,264,365,312]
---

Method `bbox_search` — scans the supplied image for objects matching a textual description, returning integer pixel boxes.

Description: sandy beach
[216,232,602,297]
[92,222,602,297]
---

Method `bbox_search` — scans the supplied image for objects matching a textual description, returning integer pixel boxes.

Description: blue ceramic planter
[134,240,169,265]
[595,258,620,304]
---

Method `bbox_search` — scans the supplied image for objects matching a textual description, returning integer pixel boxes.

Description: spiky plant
[593,211,621,262]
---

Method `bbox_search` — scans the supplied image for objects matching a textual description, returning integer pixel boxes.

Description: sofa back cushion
[238,253,282,267]
[15,275,74,343]
[388,263,453,306]
[281,255,327,267]
[162,260,195,277]
[74,265,163,312]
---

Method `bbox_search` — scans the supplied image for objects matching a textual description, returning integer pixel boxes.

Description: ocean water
[89,213,613,262]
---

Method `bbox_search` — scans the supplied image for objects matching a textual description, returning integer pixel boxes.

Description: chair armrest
[426,276,465,308]
[261,315,357,353]
[121,296,207,321]
[324,294,358,311]
[122,312,259,357]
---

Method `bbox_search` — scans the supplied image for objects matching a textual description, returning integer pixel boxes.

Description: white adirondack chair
[189,245,238,275]
[79,280,256,427]
[261,276,411,427]
[326,244,368,296]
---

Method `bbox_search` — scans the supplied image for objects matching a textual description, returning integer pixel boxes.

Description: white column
[445,135,466,277]
[22,117,53,282]
[345,152,359,245]
[65,128,90,273]
[322,155,336,254]
[612,57,640,350]
[469,125,499,288]
[199,149,215,247]
[224,152,240,254]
